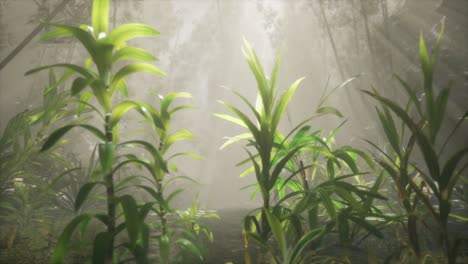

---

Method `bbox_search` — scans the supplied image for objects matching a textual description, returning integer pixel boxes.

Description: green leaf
[271,77,304,131]
[39,23,98,63]
[94,40,114,85]
[92,231,112,264]
[92,0,110,37]
[270,53,282,91]
[349,215,383,239]
[264,209,287,258]
[394,74,423,117]
[75,182,100,212]
[112,46,157,63]
[363,90,440,180]
[213,113,247,128]
[109,100,154,128]
[223,86,262,124]
[71,77,93,96]
[99,143,116,175]
[110,63,165,92]
[176,238,203,261]
[316,106,343,118]
[119,195,140,249]
[119,140,167,172]
[432,84,451,142]
[51,214,92,264]
[159,234,170,263]
[168,152,204,161]
[109,23,160,45]
[45,69,74,95]
[116,79,128,97]
[376,106,400,156]
[39,27,72,41]
[220,101,261,145]
[164,129,196,151]
[442,147,468,193]
[26,63,94,79]
[335,150,359,174]
[270,145,304,187]
[115,175,141,191]
[138,185,171,212]
[163,175,200,190]
[166,188,185,204]
[419,32,432,87]
[449,213,468,222]
[242,40,270,115]
[220,133,252,150]
[289,228,324,263]
[41,124,106,151]
[77,91,93,116]
[160,92,192,113]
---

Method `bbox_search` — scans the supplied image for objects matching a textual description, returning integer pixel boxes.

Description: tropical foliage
[363,23,467,264]
[23,0,211,263]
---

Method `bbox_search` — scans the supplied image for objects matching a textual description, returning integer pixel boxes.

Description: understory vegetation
[0,0,466,263]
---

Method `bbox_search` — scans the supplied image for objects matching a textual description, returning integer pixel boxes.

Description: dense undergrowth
[0,0,467,263]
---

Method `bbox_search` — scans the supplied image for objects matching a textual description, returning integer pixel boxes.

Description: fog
[1,0,466,210]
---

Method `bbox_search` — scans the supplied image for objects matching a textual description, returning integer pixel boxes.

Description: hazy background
[0,0,466,209]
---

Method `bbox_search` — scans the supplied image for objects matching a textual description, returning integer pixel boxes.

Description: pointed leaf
[41,124,106,151]
[91,0,110,37]
[75,182,100,212]
[109,24,160,45]
[316,106,343,118]
[92,231,112,264]
[112,46,157,63]
[51,214,92,264]
[119,195,140,249]
[111,63,165,93]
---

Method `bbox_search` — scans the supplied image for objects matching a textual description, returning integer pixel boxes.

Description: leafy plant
[0,69,73,199]
[216,40,309,250]
[363,23,468,263]
[0,69,79,255]
[25,0,167,262]
[122,91,216,263]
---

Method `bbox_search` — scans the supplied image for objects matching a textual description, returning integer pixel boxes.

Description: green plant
[122,91,216,263]
[25,0,166,262]
[217,41,388,262]
[0,69,74,199]
[216,40,308,248]
[363,23,468,263]
[174,196,219,263]
[260,209,325,264]
[0,70,80,255]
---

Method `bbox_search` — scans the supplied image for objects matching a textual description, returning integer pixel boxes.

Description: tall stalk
[26,0,166,262]
[104,114,115,264]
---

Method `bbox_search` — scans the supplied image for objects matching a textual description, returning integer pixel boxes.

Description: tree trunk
[0,0,73,71]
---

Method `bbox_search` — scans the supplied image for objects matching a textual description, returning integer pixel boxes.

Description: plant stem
[158,141,168,236]
[105,114,115,264]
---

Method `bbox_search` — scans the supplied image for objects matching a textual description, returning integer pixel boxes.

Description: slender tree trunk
[359,0,379,81]
[380,0,393,70]
[319,0,345,81]
[351,0,362,74]
[0,0,73,71]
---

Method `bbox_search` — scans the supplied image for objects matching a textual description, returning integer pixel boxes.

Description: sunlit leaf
[91,0,110,37]
[109,24,160,45]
